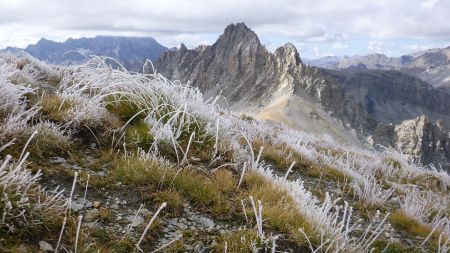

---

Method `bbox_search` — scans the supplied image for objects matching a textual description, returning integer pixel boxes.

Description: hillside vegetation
[0,53,449,252]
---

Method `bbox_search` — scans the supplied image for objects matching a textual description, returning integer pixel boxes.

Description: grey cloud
[0,0,448,50]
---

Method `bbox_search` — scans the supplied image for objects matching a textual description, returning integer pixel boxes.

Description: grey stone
[72,164,83,170]
[177,223,188,230]
[198,217,214,229]
[168,218,178,226]
[49,157,67,164]
[95,171,106,177]
[140,208,152,217]
[39,241,54,252]
[70,202,84,212]
[126,214,144,227]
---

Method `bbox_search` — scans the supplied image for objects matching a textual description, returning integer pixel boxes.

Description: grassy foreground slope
[0,53,449,252]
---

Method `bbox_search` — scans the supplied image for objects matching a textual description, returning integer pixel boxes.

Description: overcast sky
[0,0,449,59]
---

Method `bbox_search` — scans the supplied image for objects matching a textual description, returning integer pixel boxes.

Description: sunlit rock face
[392,116,450,168]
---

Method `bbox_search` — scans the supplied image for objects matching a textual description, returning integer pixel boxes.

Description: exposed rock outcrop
[393,116,449,167]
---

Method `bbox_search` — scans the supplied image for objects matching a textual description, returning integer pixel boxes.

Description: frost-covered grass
[55,56,240,165]
[1,53,449,251]
[0,149,66,236]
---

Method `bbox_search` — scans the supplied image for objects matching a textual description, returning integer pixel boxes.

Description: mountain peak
[179,43,188,51]
[217,22,261,47]
[224,22,252,33]
[35,37,57,45]
[275,43,302,66]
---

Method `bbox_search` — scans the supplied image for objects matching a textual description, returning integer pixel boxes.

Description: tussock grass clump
[39,94,74,122]
[390,210,432,237]
[56,94,121,129]
[109,155,235,217]
[214,229,259,252]
[213,169,237,193]
[57,56,239,165]
[105,99,145,122]
[242,170,315,244]
[92,208,115,223]
[0,61,36,145]
[0,152,66,239]
[252,139,349,183]
[28,121,73,156]
[252,139,299,169]
[124,121,154,150]
[152,190,184,215]
[352,175,394,209]
[0,52,63,85]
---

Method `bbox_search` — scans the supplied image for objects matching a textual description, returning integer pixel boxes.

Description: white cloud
[313,46,321,57]
[367,41,386,52]
[367,40,397,55]
[331,42,348,49]
[313,46,333,57]
[421,0,441,9]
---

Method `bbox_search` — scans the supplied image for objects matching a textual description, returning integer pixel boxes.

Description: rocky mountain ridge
[3,36,168,72]
[155,23,450,169]
[309,47,450,88]
[156,23,370,143]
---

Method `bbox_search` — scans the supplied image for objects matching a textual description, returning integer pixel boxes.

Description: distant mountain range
[307,48,450,88]
[154,23,450,169]
[2,36,168,72]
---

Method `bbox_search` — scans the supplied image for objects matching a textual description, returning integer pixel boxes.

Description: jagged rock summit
[155,23,369,145]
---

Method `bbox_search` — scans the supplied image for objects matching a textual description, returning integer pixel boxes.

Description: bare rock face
[324,69,450,126]
[155,23,370,137]
[393,116,449,167]
[156,23,270,101]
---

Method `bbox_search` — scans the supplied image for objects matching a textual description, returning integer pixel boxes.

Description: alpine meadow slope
[1,38,450,252]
